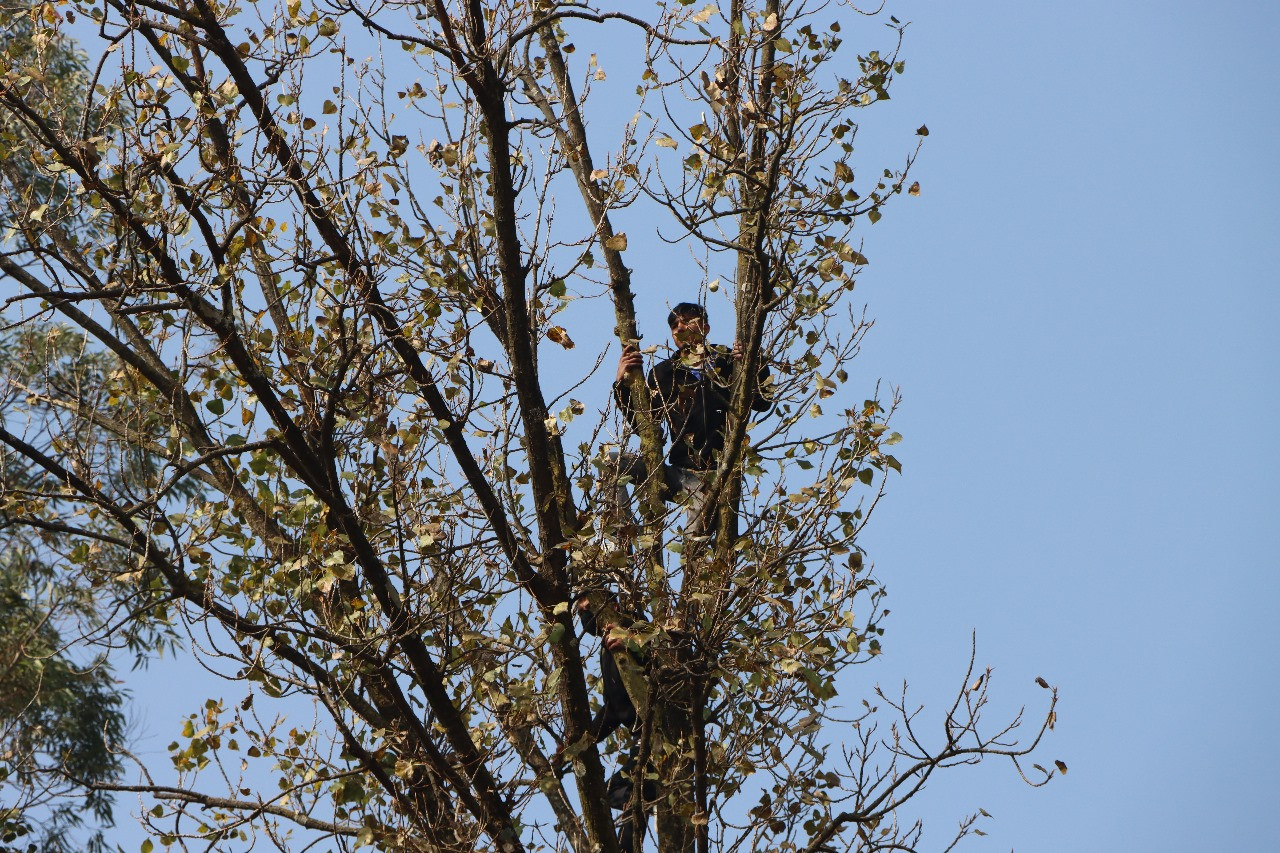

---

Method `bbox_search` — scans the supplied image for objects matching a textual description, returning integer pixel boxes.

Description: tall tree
[0,546,126,853]
[0,2,1061,851]
[0,324,185,852]
[0,8,139,848]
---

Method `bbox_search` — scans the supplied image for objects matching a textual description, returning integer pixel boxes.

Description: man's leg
[608,749,652,853]
[668,467,742,541]
[666,467,712,539]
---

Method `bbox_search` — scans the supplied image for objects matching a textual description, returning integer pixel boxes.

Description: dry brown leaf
[546,326,575,349]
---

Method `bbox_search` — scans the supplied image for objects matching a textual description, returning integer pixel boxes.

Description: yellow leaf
[655,135,678,149]
[908,181,921,196]
[763,12,779,31]
[837,244,869,265]
[546,326,575,349]
[604,233,628,251]
[590,168,608,181]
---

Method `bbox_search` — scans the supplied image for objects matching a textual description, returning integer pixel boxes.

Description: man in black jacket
[612,302,771,534]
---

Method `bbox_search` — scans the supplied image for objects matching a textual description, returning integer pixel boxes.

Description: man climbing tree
[612,302,772,539]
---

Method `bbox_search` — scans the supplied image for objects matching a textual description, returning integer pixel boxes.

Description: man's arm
[612,344,645,418]
[614,347,670,447]
[576,595,637,648]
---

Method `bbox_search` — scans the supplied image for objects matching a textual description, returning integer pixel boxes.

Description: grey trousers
[609,450,735,540]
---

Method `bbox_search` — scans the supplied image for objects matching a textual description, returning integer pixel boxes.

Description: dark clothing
[614,345,771,471]
[578,600,650,851]
[608,751,657,853]
[577,603,638,743]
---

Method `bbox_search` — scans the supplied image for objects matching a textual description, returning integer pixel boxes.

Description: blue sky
[834,1,1279,849]
[107,1,1279,850]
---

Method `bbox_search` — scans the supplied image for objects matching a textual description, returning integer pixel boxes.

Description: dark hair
[667,302,708,329]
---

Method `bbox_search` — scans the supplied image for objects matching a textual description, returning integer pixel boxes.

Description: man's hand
[579,595,629,650]
[604,629,629,652]
[616,344,643,383]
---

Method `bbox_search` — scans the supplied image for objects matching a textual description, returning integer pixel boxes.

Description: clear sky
[108,1,1278,850]
[831,1,1280,849]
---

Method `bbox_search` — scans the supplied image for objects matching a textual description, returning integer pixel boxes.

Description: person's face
[671,313,709,347]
